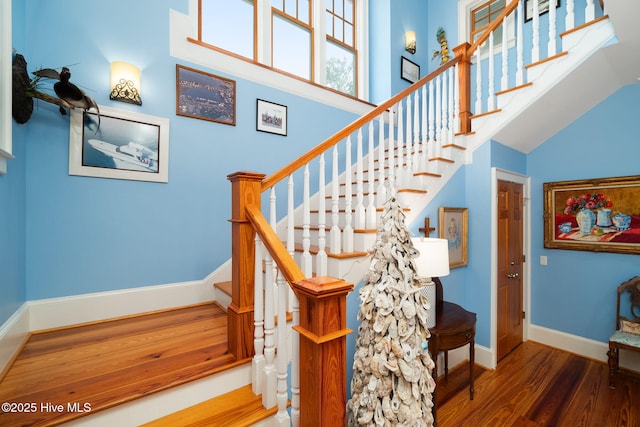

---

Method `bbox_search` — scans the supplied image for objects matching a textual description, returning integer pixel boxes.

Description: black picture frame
[525,0,561,22]
[256,99,288,136]
[401,56,420,84]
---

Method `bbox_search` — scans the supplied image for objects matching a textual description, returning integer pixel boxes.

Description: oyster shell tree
[347,196,436,427]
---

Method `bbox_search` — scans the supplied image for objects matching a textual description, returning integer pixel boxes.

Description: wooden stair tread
[293,243,369,258]
[214,280,232,295]
[141,385,277,427]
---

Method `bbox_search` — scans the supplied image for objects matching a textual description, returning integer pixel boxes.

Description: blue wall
[0,1,27,326]
[10,0,359,301]
[528,84,640,343]
[369,0,429,103]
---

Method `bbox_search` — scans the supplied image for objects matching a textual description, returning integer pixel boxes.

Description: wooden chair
[607,276,640,388]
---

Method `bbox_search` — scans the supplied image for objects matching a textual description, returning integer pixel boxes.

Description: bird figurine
[33,66,100,130]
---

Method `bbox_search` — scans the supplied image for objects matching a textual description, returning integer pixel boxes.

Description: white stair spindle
[548,0,557,56]
[516,0,524,86]
[427,80,435,162]
[301,164,312,276]
[441,69,449,148]
[405,95,413,183]
[317,153,327,276]
[447,67,455,148]
[585,0,595,22]
[474,50,482,115]
[532,0,540,63]
[501,16,509,91]
[274,272,290,426]
[366,123,377,229]
[286,175,295,313]
[453,63,461,136]
[252,236,265,396]
[290,290,300,426]
[487,30,495,112]
[422,84,429,170]
[435,74,442,159]
[354,129,366,230]
[343,137,354,253]
[376,114,387,206]
[413,91,421,172]
[396,101,404,187]
[566,0,575,31]
[262,190,277,409]
[388,108,396,189]
[330,145,341,254]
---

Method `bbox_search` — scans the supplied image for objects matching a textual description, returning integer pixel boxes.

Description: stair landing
[0,303,246,427]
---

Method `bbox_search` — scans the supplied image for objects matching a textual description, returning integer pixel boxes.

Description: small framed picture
[69,105,169,183]
[401,56,420,84]
[439,207,469,268]
[256,99,288,136]
[176,64,236,126]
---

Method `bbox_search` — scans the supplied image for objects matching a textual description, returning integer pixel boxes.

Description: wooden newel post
[292,276,354,427]
[227,171,265,360]
[453,42,472,135]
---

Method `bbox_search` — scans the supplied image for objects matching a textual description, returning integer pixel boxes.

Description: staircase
[53,1,632,425]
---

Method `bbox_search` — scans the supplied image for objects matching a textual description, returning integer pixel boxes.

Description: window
[325,0,356,96]
[198,0,362,98]
[459,0,514,56]
[470,0,506,43]
[272,0,312,79]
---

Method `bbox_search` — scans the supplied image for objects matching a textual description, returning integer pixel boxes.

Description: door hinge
[522,254,526,263]
[522,311,526,319]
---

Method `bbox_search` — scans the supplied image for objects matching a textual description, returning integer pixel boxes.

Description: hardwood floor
[1,304,638,427]
[437,341,640,427]
[0,303,243,427]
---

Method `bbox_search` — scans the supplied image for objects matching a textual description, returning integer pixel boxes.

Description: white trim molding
[0,303,30,376]
[0,0,12,174]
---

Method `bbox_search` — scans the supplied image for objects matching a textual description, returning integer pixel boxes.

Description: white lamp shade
[110,61,140,92]
[412,237,450,278]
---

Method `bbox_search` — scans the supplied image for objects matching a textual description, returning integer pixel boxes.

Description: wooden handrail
[261,56,462,191]
[245,204,306,285]
[467,0,520,55]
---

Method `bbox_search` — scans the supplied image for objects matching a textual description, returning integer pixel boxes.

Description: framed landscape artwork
[176,64,236,126]
[401,57,420,84]
[543,175,640,254]
[439,207,468,268]
[69,105,169,183]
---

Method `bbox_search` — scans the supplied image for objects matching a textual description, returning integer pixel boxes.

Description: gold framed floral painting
[439,207,468,268]
[543,175,640,254]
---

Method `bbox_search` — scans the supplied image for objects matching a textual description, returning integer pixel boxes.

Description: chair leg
[607,344,618,389]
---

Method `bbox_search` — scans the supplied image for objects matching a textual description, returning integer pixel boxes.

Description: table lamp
[412,237,450,328]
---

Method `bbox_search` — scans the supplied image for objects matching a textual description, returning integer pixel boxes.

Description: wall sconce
[110,61,142,105]
[412,237,450,328]
[405,30,417,54]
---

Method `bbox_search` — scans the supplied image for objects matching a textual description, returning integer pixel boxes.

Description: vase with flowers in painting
[564,192,612,235]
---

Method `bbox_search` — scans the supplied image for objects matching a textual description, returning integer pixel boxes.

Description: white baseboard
[29,279,217,332]
[528,324,640,373]
[0,303,30,376]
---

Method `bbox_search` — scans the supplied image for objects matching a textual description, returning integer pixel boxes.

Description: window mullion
[314,0,325,85]
[257,0,272,65]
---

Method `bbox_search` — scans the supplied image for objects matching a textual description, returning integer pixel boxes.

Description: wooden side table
[428,301,477,425]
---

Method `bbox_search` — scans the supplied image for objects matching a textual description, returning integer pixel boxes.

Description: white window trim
[170,0,371,116]
[0,0,13,174]
[458,0,516,58]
